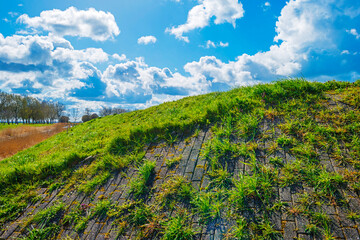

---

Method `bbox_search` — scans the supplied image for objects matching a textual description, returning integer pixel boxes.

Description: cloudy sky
[0,0,359,112]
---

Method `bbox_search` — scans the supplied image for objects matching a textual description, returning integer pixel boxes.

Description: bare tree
[55,103,65,122]
[84,108,92,116]
[71,108,79,123]
[0,92,5,123]
[99,106,112,117]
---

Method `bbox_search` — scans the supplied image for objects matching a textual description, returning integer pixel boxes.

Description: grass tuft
[129,160,156,197]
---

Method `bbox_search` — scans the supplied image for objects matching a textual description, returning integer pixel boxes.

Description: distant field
[0,123,49,131]
[0,123,67,160]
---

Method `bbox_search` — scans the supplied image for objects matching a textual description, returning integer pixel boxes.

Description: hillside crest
[1,79,360,240]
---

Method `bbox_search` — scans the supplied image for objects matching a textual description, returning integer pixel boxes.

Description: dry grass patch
[0,123,67,160]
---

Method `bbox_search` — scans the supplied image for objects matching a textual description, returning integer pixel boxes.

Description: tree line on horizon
[80,106,128,123]
[0,91,65,124]
[0,91,130,125]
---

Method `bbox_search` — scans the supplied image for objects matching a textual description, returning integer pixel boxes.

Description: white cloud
[137,35,157,45]
[183,0,360,86]
[262,2,271,10]
[101,56,217,104]
[274,0,334,49]
[205,40,216,48]
[18,7,120,41]
[204,40,229,48]
[112,53,127,61]
[52,48,109,64]
[219,41,229,47]
[166,0,244,42]
[346,28,360,39]
[0,71,40,91]
[0,33,108,101]
[8,12,19,18]
[184,56,258,88]
[16,28,41,35]
[251,0,338,75]
[0,34,67,65]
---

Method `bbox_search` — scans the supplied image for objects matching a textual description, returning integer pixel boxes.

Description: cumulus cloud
[265,2,270,7]
[0,71,40,91]
[219,42,229,47]
[18,7,120,41]
[102,54,260,103]
[0,32,204,107]
[183,0,360,85]
[205,40,216,48]
[52,48,108,64]
[112,53,127,61]
[0,34,70,66]
[102,57,203,103]
[0,30,207,106]
[137,35,157,45]
[166,0,244,42]
[184,56,259,90]
[69,63,107,100]
[347,29,360,39]
[0,33,110,102]
[204,40,229,48]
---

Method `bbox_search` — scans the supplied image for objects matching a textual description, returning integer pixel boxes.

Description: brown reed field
[0,124,67,160]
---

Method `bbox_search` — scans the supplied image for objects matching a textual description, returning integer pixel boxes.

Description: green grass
[0,123,50,131]
[22,225,60,240]
[92,199,112,219]
[129,160,156,197]
[78,171,111,194]
[165,155,182,168]
[347,212,360,221]
[26,201,64,227]
[227,217,250,239]
[207,167,233,189]
[161,210,195,240]
[23,201,64,239]
[192,191,224,224]
[157,175,194,209]
[0,84,248,194]
[0,78,332,191]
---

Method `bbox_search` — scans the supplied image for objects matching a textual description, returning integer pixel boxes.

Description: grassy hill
[0,79,360,239]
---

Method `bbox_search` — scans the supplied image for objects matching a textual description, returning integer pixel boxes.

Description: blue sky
[0,0,359,113]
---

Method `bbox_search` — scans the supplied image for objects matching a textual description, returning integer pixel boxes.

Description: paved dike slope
[1,79,360,239]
